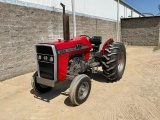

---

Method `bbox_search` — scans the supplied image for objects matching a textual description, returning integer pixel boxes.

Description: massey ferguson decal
[58,44,88,54]
[75,44,83,49]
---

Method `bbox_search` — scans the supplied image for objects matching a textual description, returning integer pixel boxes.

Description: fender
[101,38,114,54]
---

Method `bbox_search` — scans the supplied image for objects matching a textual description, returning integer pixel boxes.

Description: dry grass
[153,45,160,51]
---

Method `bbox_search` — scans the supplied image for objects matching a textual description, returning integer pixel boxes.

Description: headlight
[38,55,42,60]
[49,57,54,62]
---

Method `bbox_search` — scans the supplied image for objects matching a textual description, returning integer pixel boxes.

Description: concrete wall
[0,2,117,81]
[121,17,160,46]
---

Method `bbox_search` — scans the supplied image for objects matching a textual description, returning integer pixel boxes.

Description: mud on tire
[102,42,126,81]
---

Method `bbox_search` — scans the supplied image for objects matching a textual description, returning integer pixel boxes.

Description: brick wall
[121,17,160,46]
[0,2,117,81]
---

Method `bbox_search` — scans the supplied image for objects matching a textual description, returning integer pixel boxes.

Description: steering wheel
[80,35,91,39]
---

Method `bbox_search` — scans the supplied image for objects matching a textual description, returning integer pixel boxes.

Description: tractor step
[92,67,99,73]
[89,62,100,73]
[89,62,100,67]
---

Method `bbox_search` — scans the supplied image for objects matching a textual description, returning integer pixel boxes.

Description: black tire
[32,72,52,94]
[102,42,126,81]
[69,74,91,105]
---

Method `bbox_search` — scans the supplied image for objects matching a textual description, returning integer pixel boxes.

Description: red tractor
[32,3,126,105]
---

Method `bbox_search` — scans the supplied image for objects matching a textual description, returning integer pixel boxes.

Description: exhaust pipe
[60,3,70,41]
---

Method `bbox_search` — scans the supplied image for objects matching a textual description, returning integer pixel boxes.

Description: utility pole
[71,0,76,37]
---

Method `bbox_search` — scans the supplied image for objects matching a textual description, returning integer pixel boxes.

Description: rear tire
[102,42,126,81]
[32,72,52,94]
[69,74,91,105]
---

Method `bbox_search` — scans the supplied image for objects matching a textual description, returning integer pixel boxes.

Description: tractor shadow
[30,80,72,103]
[85,71,116,83]
[64,71,118,107]
[30,71,117,106]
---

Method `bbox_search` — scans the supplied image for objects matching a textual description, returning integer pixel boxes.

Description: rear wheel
[102,42,126,81]
[69,74,91,105]
[32,72,52,93]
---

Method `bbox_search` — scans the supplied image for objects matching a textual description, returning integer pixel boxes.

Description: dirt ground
[0,46,160,120]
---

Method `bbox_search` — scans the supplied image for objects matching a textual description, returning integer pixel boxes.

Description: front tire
[102,42,126,81]
[32,72,52,94]
[69,74,91,105]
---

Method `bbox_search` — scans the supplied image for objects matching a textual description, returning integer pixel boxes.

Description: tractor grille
[36,45,54,80]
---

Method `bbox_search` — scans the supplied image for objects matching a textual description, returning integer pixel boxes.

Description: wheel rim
[118,52,125,73]
[78,82,89,100]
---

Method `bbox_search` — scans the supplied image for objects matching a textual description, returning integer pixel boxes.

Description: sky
[124,0,160,15]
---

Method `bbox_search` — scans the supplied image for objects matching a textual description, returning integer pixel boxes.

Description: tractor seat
[90,36,102,52]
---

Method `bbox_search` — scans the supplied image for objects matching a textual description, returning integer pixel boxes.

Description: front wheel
[69,74,91,105]
[102,42,126,81]
[32,72,52,94]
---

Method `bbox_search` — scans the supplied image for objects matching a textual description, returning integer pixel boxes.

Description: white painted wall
[18,0,142,21]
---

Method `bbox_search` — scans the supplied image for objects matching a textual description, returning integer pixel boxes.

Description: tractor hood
[45,36,92,52]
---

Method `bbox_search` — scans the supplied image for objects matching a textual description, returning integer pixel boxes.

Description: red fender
[101,38,114,54]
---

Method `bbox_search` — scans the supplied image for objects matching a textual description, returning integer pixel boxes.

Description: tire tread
[102,42,126,81]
